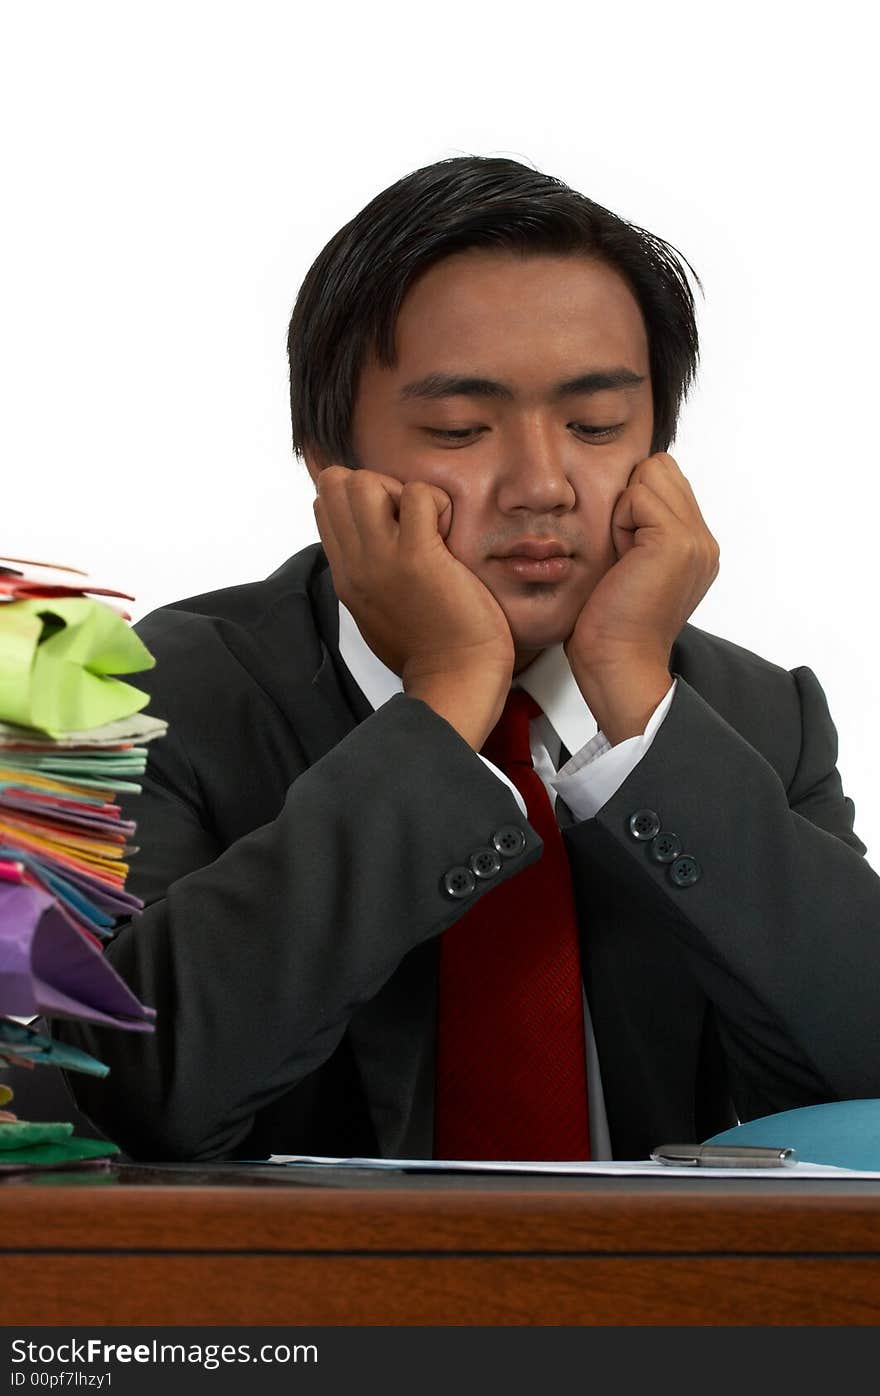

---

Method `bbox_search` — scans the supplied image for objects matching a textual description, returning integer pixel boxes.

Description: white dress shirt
[337,600,677,1158]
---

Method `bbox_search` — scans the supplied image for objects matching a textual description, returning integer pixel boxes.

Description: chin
[507,615,574,655]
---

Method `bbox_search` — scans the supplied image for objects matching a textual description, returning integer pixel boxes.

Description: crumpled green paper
[0,1119,73,1151]
[0,597,155,736]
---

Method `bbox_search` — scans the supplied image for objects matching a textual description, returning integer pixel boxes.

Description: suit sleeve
[51,689,541,1161]
[562,664,880,1120]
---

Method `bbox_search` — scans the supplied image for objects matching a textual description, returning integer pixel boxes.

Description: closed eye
[424,424,625,443]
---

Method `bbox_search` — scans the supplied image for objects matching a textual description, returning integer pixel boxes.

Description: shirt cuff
[551,678,678,822]
[478,754,529,820]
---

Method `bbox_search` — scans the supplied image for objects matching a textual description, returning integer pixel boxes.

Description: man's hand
[564,453,720,744]
[313,466,515,749]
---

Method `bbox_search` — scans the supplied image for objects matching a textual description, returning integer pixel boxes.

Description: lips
[494,541,571,561]
[493,553,573,583]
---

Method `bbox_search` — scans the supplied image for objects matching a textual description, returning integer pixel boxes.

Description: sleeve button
[669,855,701,887]
[628,809,661,841]
[469,847,503,879]
[491,825,527,858]
[442,866,477,899]
[649,831,683,864]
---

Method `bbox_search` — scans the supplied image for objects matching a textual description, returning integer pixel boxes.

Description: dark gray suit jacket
[55,542,880,1161]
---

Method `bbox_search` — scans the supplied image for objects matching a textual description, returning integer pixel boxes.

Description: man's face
[339,250,654,673]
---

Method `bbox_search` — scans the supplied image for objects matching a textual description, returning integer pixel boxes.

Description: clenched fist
[313,466,515,748]
[565,451,720,674]
[564,451,720,745]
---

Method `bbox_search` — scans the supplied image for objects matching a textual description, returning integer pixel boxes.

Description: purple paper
[0,882,155,1029]
[0,793,137,836]
[42,861,144,913]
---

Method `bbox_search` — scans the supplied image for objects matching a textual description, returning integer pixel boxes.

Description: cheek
[572,470,631,572]
[423,466,490,555]
[575,473,621,531]
[443,511,484,569]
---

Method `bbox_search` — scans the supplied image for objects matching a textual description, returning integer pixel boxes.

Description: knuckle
[678,532,699,561]
[348,470,375,494]
[400,480,430,513]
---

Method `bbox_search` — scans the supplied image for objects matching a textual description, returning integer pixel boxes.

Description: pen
[651,1143,798,1168]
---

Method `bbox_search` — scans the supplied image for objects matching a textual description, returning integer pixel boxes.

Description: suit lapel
[302,556,440,1157]
[308,562,375,725]
[218,548,370,769]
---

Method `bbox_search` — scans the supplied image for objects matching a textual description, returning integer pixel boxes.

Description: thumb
[610,487,637,558]
[431,486,453,541]
[398,480,453,541]
[363,469,452,539]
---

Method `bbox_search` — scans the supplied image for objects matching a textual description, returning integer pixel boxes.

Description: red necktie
[434,688,591,1161]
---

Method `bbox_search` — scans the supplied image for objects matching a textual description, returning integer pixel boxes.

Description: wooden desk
[4,1163,880,1325]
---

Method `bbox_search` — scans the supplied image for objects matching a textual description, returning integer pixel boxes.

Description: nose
[494,418,577,515]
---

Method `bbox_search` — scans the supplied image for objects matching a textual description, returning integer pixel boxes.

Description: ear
[302,440,333,488]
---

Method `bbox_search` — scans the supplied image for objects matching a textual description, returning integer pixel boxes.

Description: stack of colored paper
[0,710,167,943]
[0,556,162,1125]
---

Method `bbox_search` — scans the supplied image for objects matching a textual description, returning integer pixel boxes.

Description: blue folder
[705,1099,880,1170]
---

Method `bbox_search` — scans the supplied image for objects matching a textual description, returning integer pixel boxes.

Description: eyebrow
[398,367,647,403]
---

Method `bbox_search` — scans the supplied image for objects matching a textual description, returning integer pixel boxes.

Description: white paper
[266,1154,880,1179]
[0,712,168,748]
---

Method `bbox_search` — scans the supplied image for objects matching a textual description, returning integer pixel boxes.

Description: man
[55,155,880,1162]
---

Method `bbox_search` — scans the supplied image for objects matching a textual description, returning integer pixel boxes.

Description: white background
[2,2,878,860]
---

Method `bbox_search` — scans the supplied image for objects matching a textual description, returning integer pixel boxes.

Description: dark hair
[287,155,702,467]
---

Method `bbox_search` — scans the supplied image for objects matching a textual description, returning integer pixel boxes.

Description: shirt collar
[337,601,598,757]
